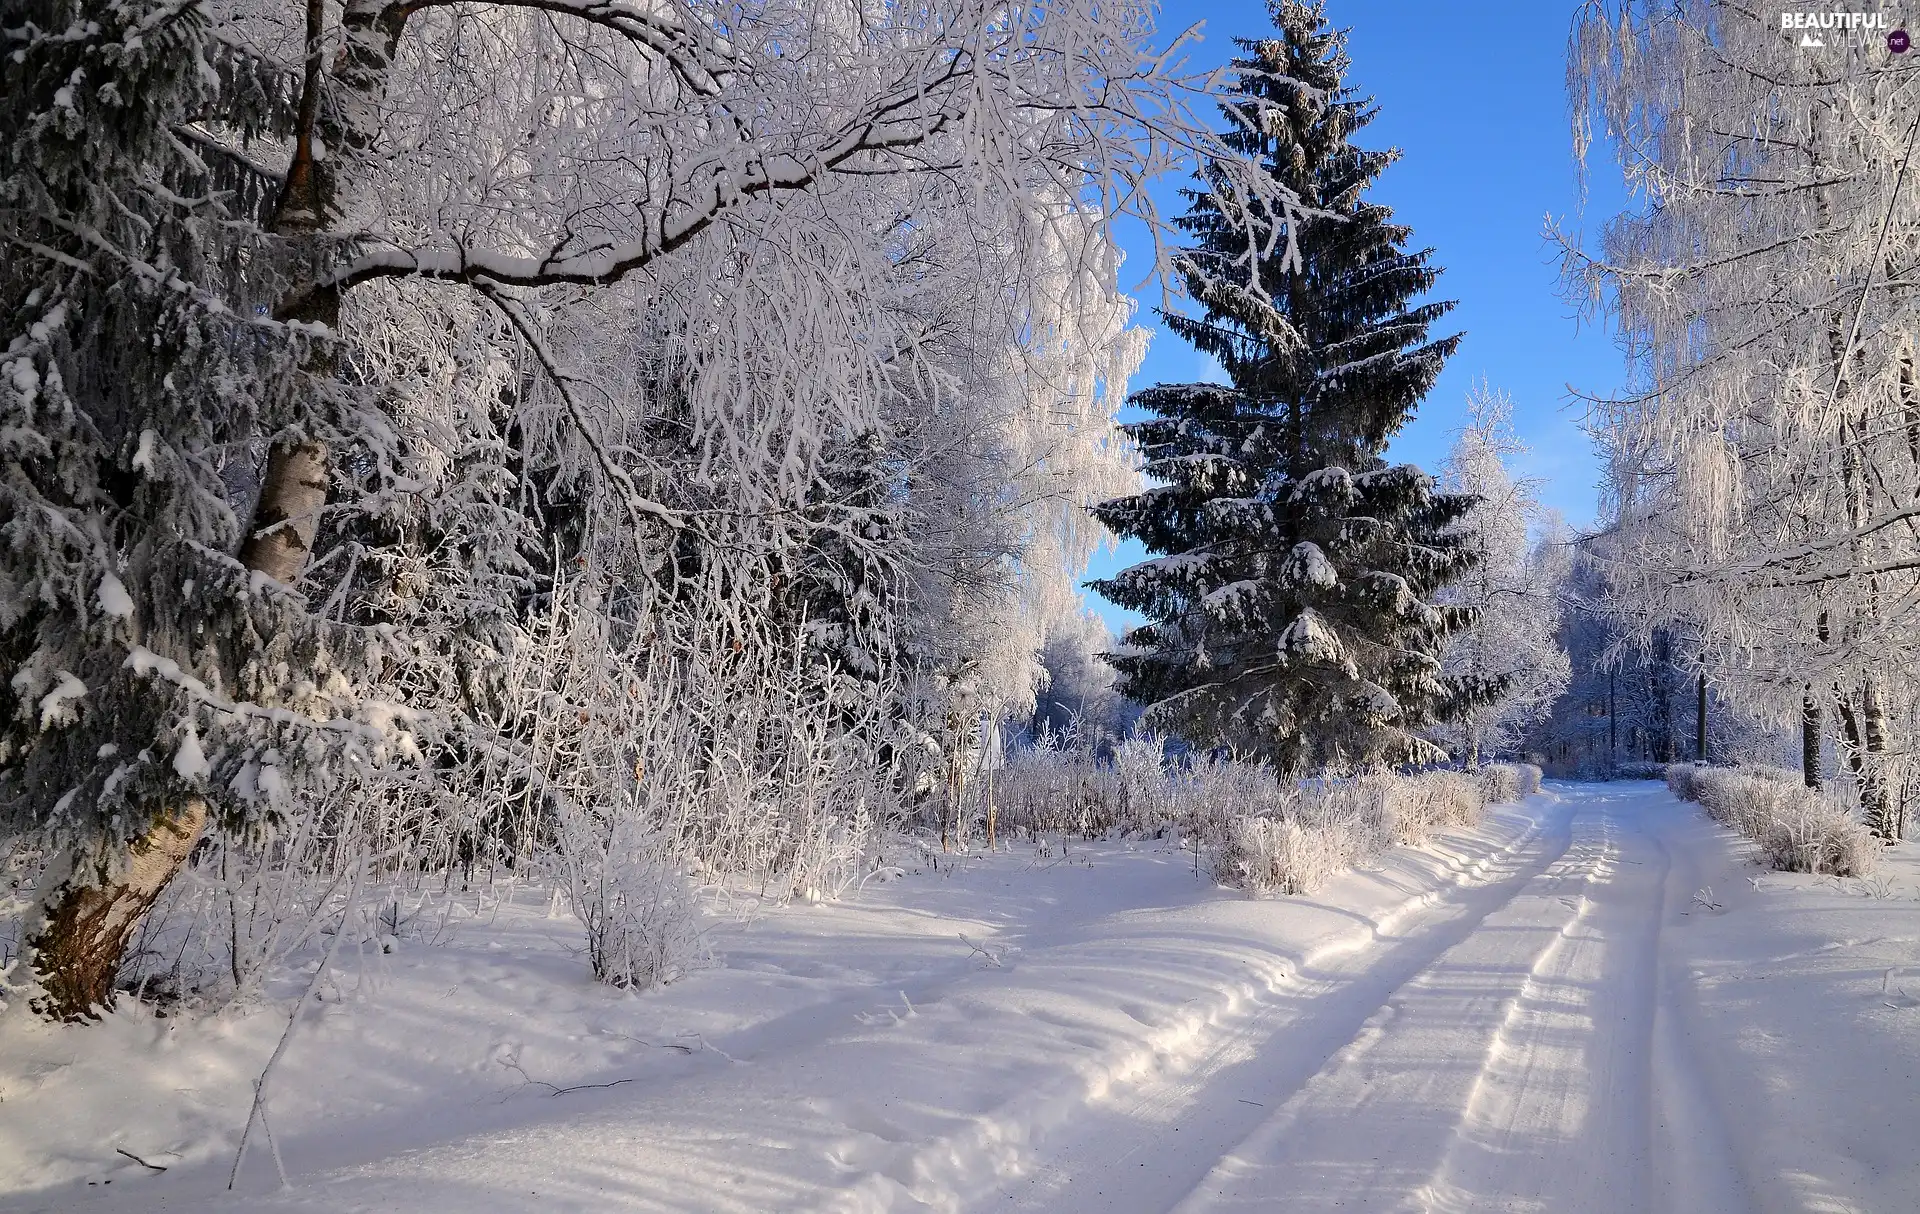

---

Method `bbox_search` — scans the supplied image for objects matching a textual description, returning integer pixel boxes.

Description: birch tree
[1566,0,1920,834]
[1434,385,1571,767]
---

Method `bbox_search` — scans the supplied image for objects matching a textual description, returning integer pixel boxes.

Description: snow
[131,429,158,475]
[4,782,1919,1212]
[1276,607,1342,662]
[171,724,209,781]
[1278,541,1338,589]
[96,573,135,620]
[35,671,86,731]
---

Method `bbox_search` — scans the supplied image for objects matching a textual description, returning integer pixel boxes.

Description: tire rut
[980,795,1581,1213]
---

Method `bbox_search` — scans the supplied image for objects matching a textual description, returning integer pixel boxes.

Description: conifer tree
[1093,1,1477,773]
[1,0,382,1018]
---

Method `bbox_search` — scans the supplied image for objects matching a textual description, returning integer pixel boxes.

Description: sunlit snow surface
[5,783,1919,1212]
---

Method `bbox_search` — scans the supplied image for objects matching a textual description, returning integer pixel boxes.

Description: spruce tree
[1092,1,1480,774]
[2,0,377,1017]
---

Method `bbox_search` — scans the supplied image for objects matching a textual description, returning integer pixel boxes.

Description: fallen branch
[959,932,1005,968]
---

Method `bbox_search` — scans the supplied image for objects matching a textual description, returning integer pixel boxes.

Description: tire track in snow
[1642,803,1758,1214]
[966,795,1582,1214]
[1412,798,1658,1212]
[1157,794,1673,1214]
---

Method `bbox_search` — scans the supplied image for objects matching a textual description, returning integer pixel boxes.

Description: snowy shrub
[96,774,444,1009]
[966,734,1502,897]
[1752,799,1878,878]
[1474,762,1539,805]
[1617,761,1668,780]
[98,569,897,1007]
[1205,769,1488,896]
[995,729,1179,841]
[1215,816,1352,896]
[1375,772,1488,846]
[1666,763,1703,802]
[1682,766,1876,877]
[1173,756,1291,845]
[1113,733,1172,829]
[1477,765,1518,803]
[556,809,707,991]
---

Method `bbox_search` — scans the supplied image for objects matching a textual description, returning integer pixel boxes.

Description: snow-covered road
[13,782,1920,1214]
[993,782,1740,1214]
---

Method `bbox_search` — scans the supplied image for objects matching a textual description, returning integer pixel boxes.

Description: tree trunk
[1607,670,1616,762]
[1834,686,1874,832]
[1650,632,1674,764]
[1862,677,1895,840]
[26,802,207,1021]
[1695,666,1707,762]
[241,438,332,583]
[1802,684,1821,790]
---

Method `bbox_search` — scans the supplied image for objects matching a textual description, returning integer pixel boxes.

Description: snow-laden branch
[320,104,954,294]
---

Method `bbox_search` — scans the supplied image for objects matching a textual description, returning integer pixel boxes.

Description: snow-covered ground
[4,781,1919,1213]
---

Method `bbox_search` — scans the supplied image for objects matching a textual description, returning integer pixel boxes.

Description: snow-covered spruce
[1093,2,1483,775]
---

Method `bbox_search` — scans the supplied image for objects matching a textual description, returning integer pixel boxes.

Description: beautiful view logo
[1781,10,1893,47]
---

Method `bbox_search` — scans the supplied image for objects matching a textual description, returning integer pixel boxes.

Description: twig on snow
[959,933,1005,968]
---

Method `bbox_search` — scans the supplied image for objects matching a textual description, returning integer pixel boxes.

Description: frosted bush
[1666,762,1702,802]
[1205,769,1488,896]
[558,810,707,991]
[1679,765,1876,877]
[108,778,437,1009]
[1477,764,1518,803]
[1368,771,1487,846]
[1112,733,1172,837]
[1753,799,1878,877]
[996,729,1180,841]
[1475,762,1541,804]
[1215,816,1351,896]
[994,739,1499,897]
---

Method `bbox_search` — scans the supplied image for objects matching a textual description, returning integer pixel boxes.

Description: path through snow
[994,782,1736,1214]
[7,782,1919,1213]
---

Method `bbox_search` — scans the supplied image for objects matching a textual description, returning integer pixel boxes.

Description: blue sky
[1082,0,1631,634]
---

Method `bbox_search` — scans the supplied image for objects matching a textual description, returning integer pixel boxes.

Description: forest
[3,1,1919,1210]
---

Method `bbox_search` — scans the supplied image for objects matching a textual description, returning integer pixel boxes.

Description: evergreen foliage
[1093,0,1476,773]
[1,0,381,854]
